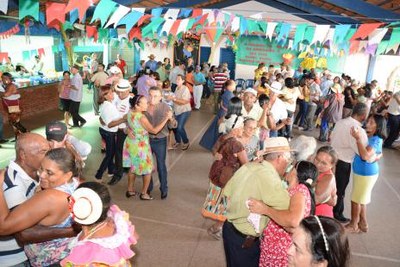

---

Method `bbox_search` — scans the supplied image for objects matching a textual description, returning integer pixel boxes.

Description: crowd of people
[0,52,399,266]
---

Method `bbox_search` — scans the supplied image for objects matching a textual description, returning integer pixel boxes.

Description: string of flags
[4,0,400,56]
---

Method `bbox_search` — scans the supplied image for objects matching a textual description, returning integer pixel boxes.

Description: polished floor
[1,90,400,267]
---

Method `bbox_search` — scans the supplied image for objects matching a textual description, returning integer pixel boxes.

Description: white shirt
[330,117,368,163]
[0,161,38,266]
[281,87,301,112]
[69,73,83,102]
[387,92,400,115]
[99,101,122,132]
[112,93,131,129]
[241,103,263,121]
[90,71,109,87]
[271,98,288,122]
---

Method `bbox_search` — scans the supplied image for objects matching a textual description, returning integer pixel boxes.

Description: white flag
[266,22,277,41]
[164,8,180,20]
[105,5,130,28]
[311,25,330,45]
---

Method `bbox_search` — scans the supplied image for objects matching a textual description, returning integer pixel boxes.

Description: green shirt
[224,161,290,236]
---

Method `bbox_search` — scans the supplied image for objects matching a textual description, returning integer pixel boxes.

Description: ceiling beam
[323,0,400,22]
[255,0,359,24]
[165,0,218,8]
[377,0,394,7]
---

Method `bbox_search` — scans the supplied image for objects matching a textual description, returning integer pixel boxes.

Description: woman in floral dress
[123,94,172,200]
[248,161,318,267]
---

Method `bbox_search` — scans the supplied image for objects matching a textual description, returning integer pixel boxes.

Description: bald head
[16,133,50,176]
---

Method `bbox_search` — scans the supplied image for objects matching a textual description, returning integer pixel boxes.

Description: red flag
[38,48,45,57]
[64,0,91,21]
[137,14,152,27]
[351,23,382,41]
[191,9,202,18]
[169,20,181,36]
[86,26,98,42]
[128,27,142,41]
[46,2,66,27]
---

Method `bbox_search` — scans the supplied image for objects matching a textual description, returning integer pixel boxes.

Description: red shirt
[116,59,126,76]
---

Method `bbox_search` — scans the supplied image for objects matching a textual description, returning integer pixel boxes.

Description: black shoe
[161,192,168,199]
[335,214,350,223]
[70,125,80,129]
[79,121,87,127]
[0,139,8,144]
[126,191,137,198]
[108,175,122,185]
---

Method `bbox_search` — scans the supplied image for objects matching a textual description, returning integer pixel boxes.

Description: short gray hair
[290,135,317,161]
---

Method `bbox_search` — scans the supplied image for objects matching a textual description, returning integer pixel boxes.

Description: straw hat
[243,88,257,96]
[110,66,121,74]
[266,81,283,95]
[262,137,295,155]
[148,54,155,60]
[70,187,103,225]
[115,79,132,92]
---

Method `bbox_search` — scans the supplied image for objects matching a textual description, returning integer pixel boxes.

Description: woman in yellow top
[254,62,266,82]
[256,76,269,97]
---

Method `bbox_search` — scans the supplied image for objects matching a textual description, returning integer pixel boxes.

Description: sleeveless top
[24,178,80,267]
[315,170,334,217]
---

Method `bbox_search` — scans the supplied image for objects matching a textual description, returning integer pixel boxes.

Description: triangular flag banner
[358,41,368,52]
[52,45,59,53]
[46,2,66,29]
[30,49,38,57]
[177,18,189,35]
[387,28,400,51]
[180,9,192,18]
[38,48,45,57]
[239,16,248,35]
[137,14,152,27]
[22,51,30,61]
[365,44,378,55]
[386,43,399,53]
[64,0,91,22]
[86,26,98,42]
[132,8,145,14]
[303,26,315,45]
[128,27,142,41]
[117,10,143,33]
[266,22,277,41]
[333,24,351,44]
[293,24,307,49]
[105,5,130,28]
[205,22,217,43]
[214,23,224,44]
[142,17,165,37]
[258,21,267,33]
[247,19,259,34]
[160,19,174,35]
[169,19,181,36]
[62,21,74,31]
[91,0,117,27]
[0,0,8,14]
[231,16,240,32]
[368,28,388,45]
[164,8,180,20]
[376,40,389,55]
[349,40,360,54]
[276,22,291,43]
[109,29,117,38]
[151,8,163,19]
[191,9,202,18]
[19,0,39,21]
[69,9,78,23]
[98,28,109,43]
[351,23,383,40]
[311,25,330,45]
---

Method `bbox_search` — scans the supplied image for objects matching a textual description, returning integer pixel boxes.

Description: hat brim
[72,188,103,225]
[261,147,295,156]
[46,133,66,142]
[115,85,131,92]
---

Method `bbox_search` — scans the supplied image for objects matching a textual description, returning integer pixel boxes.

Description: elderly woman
[0,148,80,266]
[290,135,317,161]
[202,114,248,240]
[248,161,318,267]
[1,72,28,138]
[288,216,350,267]
[61,182,138,266]
[239,117,261,161]
[58,71,72,127]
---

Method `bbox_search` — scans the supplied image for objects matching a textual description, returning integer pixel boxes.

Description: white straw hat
[71,187,103,225]
[115,79,132,92]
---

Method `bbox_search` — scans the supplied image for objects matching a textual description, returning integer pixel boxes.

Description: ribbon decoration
[19,0,39,21]
[0,24,20,39]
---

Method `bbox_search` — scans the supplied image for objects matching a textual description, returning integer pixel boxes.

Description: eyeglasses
[314,215,329,252]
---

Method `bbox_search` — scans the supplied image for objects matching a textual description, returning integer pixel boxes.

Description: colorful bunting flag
[142,17,165,37]
[137,14,152,27]
[117,10,143,33]
[0,0,8,14]
[303,26,315,45]
[46,2,66,31]
[69,9,79,24]
[105,5,130,28]
[64,0,91,22]
[169,20,181,36]
[351,23,383,41]
[19,0,39,21]
[311,25,330,45]
[160,19,174,36]
[91,0,117,27]
[38,48,45,57]
[151,8,163,19]
[376,41,389,55]
[333,24,351,44]
[0,52,8,63]
[293,24,307,49]
[386,28,400,52]
[164,9,180,20]
[128,27,142,41]
[0,24,20,39]
[265,22,278,41]
[86,26,98,42]
[276,23,291,43]
[177,18,189,35]
[368,28,388,45]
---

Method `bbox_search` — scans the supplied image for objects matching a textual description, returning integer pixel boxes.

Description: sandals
[344,223,360,234]
[140,193,154,201]
[358,222,369,233]
[207,225,222,240]
[125,191,137,198]
[181,143,190,151]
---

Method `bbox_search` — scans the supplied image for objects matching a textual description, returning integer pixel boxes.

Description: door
[199,46,211,65]
[220,48,236,79]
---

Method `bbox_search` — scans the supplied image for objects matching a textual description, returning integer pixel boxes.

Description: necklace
[83,221,108,240]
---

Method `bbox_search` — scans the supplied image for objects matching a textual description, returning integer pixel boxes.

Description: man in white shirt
[108,79,132,185]
[91,63,109,115]
[304,74,321,131]
[169,62,185,92]
[331,103,368,222]
[69,65,86,128]
[383,91,400,149]
[267,82,288,137]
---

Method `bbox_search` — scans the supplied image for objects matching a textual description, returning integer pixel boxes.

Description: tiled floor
[1,89,399,266]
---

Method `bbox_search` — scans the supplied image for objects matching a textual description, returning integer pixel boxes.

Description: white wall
[342,53,370,83]
[372,55,400,91]
[199,35,227,66]
[0,35,55,71]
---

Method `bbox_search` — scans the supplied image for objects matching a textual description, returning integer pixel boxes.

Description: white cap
[243,88,257,96]
[115,79,132,92]
[267,81,283,94]
[110,66,121,74]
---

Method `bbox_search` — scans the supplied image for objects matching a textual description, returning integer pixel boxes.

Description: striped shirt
[0,161,38,266]
[213,72,228,92]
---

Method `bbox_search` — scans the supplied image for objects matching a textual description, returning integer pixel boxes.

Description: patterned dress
[259,184,312,267]
[24,178,80,266]
[123,112,153,175]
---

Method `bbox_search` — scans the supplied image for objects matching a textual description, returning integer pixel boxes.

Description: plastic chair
[245,79,254,89]
[235,78,245,93]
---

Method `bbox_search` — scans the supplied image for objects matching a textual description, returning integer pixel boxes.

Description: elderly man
[267,81,288,137]
[193,65,206,110]
[222,137,291,267]
[0,133,80,266]
[69,64,86,128]
[241,88,264,122]
[331,103,368,222]
[91,63,109,115]
[108,79,132,185]
[145,54,158,72]
[145,86,177,199]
